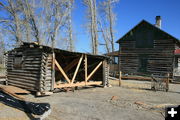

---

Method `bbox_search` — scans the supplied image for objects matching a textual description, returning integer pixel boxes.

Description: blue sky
[72,0,180,54]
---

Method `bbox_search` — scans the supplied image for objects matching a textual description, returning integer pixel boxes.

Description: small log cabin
[116,16,180,79]
[5,42,109,95]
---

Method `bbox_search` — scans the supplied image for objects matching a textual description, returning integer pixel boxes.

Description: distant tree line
[0,0,119,55]
[0,0,74,50]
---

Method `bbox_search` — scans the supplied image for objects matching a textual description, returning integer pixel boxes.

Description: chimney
[155,16,161,29]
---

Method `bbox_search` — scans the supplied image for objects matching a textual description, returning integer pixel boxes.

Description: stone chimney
[155,16,161,29]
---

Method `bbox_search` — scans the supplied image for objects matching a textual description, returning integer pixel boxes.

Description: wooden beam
[85,55,87,85]
[71,54,83,84]
[55,58,79,80]
[119,71,122,86]
[166,73,169,92]
[87,61,103,81]
[55,59,71,83]
[52,52,55,90]
[54,81,102,88]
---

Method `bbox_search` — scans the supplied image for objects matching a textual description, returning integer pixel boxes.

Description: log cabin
[116,16,180,81]
[5,42,109,95]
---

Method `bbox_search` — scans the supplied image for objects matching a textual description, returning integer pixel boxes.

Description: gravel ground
[0,80,180,120]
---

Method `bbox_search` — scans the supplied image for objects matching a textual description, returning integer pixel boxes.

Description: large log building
[116,16,180,79]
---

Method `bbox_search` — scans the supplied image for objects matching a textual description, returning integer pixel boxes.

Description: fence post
[166,73,169,92]
[119,71,122,86]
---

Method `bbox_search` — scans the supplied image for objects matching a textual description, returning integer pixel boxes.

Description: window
[114,57,118,64]
[109,56,118,64]
[14,55,23,69]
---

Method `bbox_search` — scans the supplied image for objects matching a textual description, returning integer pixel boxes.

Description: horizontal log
[7,80,37,88]
[7,69,40,74]
[54,81,102,88]
[7,83,38,91]
[7,74,39,80]
[8,72,39,77]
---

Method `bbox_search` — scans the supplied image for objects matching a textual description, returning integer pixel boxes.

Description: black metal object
[0,91,51,116]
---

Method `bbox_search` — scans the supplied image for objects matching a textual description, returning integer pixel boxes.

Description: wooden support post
[119,71,122,86]
[85,55,87,85]
[52,52,55,90]
[71,54,83,84]
[118,42,121,87]
[87,61,103,81]
[166,73,169,92]
[102,61,106,87]
[55,59,71,83]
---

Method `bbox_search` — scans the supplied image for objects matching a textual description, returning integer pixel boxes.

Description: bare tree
[98,21,110,53]
[21,0,40,44]
[84,0,99,54]
[0,34,5,65]
[46,0,73,49]
[0,0,24,46]
[0,0,75,50]
[66,0,74,51]
[99,0,119,53]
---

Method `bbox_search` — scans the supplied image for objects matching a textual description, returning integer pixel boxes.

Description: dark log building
[116,16,180,80]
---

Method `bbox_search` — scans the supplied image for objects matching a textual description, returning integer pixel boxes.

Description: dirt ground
[0,80,180,120]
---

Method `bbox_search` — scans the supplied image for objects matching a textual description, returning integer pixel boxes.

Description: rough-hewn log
[85,55,87,85]
[55,59,71,83]
[54,81,102,88]
[71,54,83,84]
[87,61,103,81]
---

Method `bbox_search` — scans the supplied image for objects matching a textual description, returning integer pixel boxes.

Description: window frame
[13,53,23,69]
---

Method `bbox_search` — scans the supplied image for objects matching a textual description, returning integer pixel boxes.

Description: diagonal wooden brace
[55,59,71,83]
[71,54,83,84]
[87,61,103,81]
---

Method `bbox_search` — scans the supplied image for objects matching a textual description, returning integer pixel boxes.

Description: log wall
[119,38,175,76]
[6,43,109,93]
[6,47,43,91]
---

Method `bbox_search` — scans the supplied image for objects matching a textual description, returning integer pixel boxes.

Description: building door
[139,55,148,72]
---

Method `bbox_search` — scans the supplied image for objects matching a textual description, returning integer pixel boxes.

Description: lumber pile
[0,85,30,100]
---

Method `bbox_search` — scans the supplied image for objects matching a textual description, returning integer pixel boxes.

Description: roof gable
[116,20,180,45]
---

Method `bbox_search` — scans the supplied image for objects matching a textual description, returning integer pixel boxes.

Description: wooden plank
[54,81,102,88]
[52,52,55,90]
[55,59,70,83]
[71,54,83,84]
[0,85,30,100]
[87,61,103,81]
[85,55,87,85]
[166,73,169,92]
[119,71,122,86]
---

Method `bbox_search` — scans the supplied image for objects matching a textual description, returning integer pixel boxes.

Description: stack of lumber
[0,85,30,100]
